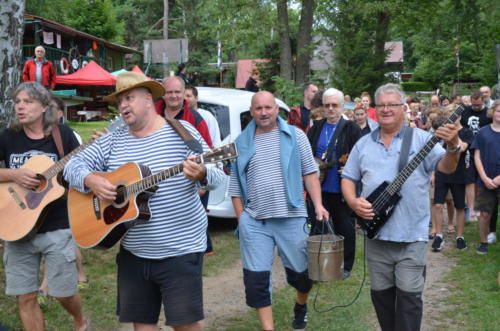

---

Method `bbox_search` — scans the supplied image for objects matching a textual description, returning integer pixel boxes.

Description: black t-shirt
[435,127,474,184]
[0,124,80,233]
[460,106,492,136]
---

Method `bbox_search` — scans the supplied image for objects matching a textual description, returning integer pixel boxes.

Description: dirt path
[119,240,458,330]
[421,238,458,330]
[119,254,287,330]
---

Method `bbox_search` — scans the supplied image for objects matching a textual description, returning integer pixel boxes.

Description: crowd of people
[0,49,498,331]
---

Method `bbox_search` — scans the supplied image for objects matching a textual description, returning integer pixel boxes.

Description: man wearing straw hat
[64,72,224,330]
[229,91,328,331]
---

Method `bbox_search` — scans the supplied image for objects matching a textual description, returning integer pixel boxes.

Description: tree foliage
[27,0,124,42]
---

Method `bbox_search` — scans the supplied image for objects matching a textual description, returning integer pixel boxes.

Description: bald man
[229,91,328,331]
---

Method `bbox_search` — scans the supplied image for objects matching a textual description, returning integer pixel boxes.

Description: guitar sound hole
[115,185,126,204]
[34,174,48,192]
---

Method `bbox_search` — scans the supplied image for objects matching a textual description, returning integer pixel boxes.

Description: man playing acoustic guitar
[341,84,460,331]
[64,72,224,331]
[0,82,88,330]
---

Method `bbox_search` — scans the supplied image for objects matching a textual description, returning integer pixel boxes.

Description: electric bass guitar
[68,143,238,249]
[0,117,126,242]
[357,105,465,239]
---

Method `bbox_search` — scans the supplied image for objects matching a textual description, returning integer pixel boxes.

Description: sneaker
[292,303,308,330]
[343,270,351,280]
[487,233,497,244]
[476,243,488,255]
[431,235,444,252]
[456,237,467,250]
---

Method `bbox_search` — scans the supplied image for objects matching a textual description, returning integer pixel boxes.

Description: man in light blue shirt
[341,83,460,331]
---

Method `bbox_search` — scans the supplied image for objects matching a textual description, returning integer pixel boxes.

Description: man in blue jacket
[229,91,328,331]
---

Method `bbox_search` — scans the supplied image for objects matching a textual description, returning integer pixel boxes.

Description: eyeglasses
[324,103,340,109]
[375,103,404,110]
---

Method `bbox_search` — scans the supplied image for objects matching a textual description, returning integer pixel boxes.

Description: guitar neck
[125,154,205,196]
[387,104,464,194]
[42,140,94,179]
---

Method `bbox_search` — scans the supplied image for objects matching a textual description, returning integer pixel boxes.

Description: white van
[197,87,290,219]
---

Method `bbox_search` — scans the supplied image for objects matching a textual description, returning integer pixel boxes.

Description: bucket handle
[318,217,335,235]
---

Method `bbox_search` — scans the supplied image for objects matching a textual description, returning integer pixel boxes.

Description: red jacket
[288,105,310,133]
[22,58,57,90]
[367,107,377,121]
[155,99,213,148]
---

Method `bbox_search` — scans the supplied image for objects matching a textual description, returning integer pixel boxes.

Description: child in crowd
[472,100,500,254]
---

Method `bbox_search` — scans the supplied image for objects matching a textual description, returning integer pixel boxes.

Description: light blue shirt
[342,126,445,242]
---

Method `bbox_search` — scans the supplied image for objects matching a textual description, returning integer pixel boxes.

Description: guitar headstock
[202,143,238,164]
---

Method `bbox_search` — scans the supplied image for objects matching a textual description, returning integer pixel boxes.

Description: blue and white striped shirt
[229,127,317,219]
[64,121,224,259]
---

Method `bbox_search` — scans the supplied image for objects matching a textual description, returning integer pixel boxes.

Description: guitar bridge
[8,186,26,209]
[92,195,101,220]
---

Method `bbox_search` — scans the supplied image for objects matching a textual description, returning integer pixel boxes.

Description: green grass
[67,120,110,142]
[439,215,500,330]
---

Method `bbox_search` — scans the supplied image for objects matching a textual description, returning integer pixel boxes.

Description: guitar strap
[325,118,346,163]
[398,126,413,172]
[165,117,203,154]
[51,124,65,158]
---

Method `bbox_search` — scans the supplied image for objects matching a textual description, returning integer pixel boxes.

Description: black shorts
[434,181,466,209]
[116,248,204,326]
[464,162,477,184]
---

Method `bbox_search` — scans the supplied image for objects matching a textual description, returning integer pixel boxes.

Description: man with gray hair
[342,83,460,330]
[22,46,57,91]
[307,87,362,279]
[480,85,494,109]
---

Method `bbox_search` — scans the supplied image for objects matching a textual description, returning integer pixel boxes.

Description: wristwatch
[446,141,461,154]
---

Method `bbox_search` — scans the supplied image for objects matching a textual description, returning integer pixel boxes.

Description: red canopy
[56,61,116,86]
[131,65,144,74]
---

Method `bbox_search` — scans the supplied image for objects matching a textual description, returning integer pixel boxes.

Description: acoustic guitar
[68,143,238,249]
[0,117,126,242]
[357,105,465,239]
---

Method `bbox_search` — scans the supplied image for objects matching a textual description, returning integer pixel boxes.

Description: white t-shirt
[197,108,222,148]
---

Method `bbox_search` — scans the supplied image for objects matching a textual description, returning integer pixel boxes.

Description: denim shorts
[3,229,77,297]
[116,247,204,326]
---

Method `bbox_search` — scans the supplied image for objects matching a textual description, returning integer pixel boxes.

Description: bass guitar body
[68,162,158,249]
[0,155,65,241]
[357,181,401,239]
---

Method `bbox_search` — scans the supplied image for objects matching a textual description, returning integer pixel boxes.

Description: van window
[197,102,230,141]
[240,108,290,131]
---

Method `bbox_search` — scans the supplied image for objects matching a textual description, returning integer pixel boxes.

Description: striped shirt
[64,121,224,259]
[229,127,317,219]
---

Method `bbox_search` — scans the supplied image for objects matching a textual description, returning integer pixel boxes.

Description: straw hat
[104,72,165,103]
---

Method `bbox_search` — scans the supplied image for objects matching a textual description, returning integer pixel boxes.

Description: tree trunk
[276,0,293,81]
[0,0,25,129]
[373,11,390,88]
[163,0,169,76]
[295,0,316,85]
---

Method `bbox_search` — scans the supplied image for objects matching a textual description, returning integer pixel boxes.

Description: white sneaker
[487,233,497,244]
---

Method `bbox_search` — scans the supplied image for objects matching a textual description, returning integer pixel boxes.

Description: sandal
[78,280,90,290]
[447,226,456,234]
[37,289,47,307]
[428,232,436,239]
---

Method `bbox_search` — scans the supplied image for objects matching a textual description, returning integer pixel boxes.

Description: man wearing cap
[64,72,224,330]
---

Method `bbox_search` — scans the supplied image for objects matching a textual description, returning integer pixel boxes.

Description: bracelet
[446,140,461,154]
